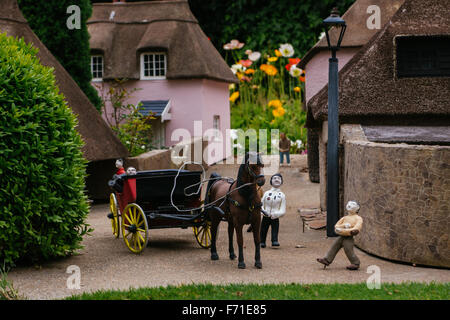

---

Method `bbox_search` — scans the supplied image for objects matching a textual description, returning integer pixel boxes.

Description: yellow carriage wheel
[109,193,120,238]
[193,220,212,248]
[121,203,148,254]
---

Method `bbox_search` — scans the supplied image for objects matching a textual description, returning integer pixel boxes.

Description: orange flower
[261,64,277,76]
[275,49,282,57]
[272,106,286,117]
[294,86,301,92]
[268,56,278,62]
[299,71,306,82]
[268,99,282,109]
[229,91,239,103]
[245,68,256,75]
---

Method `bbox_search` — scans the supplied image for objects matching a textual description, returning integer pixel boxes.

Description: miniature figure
[279,133,291,167]
[126,167,137,175]
[260,173,286,247]
[115,158,125,175]
[317,201,363,270]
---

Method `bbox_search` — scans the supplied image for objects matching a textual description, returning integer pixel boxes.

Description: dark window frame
[395,35,450,78]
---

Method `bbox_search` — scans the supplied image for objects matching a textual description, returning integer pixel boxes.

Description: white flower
[229,84,236,90]
[289,65,302,77]
[279,43,294,57]
[295,139,302,147]
[126,141,130,144]
[245,49,253,55]
[141,145,145,149]
[231,63,243,74]
[248,51,261,62]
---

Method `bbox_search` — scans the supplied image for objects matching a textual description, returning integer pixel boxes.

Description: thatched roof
[87,0,238,83]
[307,0,450,124]
[0,0,128,161]
[298,0,405,69]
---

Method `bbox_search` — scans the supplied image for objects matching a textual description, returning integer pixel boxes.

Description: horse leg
[252,216,262,269]
[210,214,220,260]
[228,219,236,260]
[235,223,245,269]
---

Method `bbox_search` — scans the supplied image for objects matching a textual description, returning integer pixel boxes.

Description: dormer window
[141,53,167,80]
[396,36,450,78]
[91,55,103,81]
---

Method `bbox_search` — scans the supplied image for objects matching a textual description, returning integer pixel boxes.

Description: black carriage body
[123,169,205,229]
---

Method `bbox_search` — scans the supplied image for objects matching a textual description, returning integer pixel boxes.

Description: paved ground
[8,155,450,299]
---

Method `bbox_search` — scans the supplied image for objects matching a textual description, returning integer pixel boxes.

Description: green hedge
[0,33,91,267]
[18,0,102,111]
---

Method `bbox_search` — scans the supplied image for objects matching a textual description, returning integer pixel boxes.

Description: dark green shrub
[0,33,91,267]
[18,0,102,111]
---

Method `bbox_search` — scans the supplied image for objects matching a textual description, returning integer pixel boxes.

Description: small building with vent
[305,0,450,267]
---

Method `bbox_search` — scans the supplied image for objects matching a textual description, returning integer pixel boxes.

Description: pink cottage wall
[94,78,231,164]
[305,48,359,103]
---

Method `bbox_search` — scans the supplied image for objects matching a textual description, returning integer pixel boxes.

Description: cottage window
[396,36,450,78]
[141,53,167,80]
[91,55,103,81]
[213,115,221,139]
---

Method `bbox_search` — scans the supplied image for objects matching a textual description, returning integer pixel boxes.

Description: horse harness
[227,180,262,224]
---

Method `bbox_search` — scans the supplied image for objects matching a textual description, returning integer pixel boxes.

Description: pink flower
[239,59,253,68]
[223,39,245,50]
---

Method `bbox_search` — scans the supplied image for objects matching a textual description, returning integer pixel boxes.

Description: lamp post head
[323,7,347,53]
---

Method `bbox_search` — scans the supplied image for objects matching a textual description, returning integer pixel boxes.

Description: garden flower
[223,39,245,50]
[239,59,253,68]
[248,51,261,61]
[299,71,306,82]
[229,83,236,90]
[289,65,302,77]
[285,58,301,71]
[245,49,253,55]
[268,99,282,109]
[261,64,277,76]
[279,43,294,57]
[231,63,243,74]
[245,68,256,75]
[268,56,278,62]
[272,106,286,117]
[229,91,239,103]
[294,86,301,92]
[275,49,282,57]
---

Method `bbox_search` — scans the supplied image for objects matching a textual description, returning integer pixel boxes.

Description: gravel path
[8,155,450,299]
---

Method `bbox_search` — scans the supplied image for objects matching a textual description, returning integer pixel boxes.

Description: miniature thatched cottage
[87,0,237,162]
[306,0,450,267]
[1,0,129,199]
[300,0,405,183]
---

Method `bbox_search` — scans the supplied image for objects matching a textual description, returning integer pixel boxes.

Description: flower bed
[225,40,307,154]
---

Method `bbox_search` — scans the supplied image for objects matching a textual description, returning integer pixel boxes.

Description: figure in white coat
[260,173,286,247]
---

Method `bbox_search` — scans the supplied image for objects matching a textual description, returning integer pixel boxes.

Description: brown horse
[205,152,265,269]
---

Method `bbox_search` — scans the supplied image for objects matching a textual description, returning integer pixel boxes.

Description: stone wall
[344,136,450,267]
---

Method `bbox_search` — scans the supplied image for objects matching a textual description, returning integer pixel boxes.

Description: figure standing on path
[260,173,286,248]
[279,133,291,167]
[317,201,363,270]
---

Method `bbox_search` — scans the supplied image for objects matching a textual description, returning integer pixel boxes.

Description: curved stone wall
[344,140,450,267]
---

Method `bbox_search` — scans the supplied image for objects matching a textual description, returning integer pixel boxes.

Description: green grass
[67,282,449,300]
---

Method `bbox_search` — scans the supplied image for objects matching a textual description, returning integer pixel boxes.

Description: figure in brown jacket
[317,201,363,270]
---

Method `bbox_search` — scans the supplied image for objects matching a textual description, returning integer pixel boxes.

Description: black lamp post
[323,7,346,237]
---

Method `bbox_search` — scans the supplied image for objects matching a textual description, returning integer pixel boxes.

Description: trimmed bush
[0,33,91,267]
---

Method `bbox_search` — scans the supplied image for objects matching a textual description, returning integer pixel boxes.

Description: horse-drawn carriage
[108,169,211,253]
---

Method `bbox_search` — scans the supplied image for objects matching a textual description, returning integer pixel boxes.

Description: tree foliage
[0,33,91,267]
[188,0,355,61]
[18,0,102,111]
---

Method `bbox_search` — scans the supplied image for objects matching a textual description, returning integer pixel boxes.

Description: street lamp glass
[323,7,347,51]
